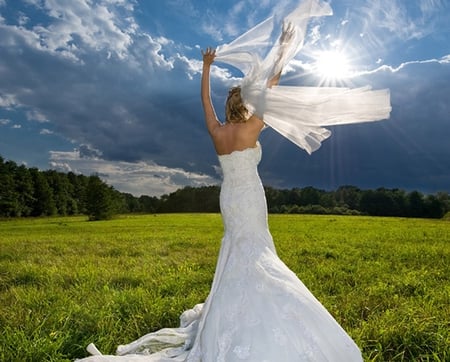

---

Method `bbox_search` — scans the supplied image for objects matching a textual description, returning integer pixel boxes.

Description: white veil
[215,0,391,154]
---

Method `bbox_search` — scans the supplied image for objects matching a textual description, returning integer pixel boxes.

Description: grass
[0,214,449,361]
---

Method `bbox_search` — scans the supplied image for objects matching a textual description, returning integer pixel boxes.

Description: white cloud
[359,0,447,41]
[0,118,10,125]
[201,22,224,42]
[167,0,199,18]
[9,0,138,62]
[0,0,214,175]
[308,25,323,45]
[0,93,18,108]
[27,110,49,123]
[49,149,220,196]
[355,54,450,75]
[441,55,450,63]
[200,0,289,41]
[40,128,54,135]
[419,0,445,15]
[18,13,30,26]
[130,33,175,71]
[380,2,423,39]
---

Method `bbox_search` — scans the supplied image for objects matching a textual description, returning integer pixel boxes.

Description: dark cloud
[78,144,102,159]
[0,1,448,195]
[258,58,450,193]
[0,16,213,170]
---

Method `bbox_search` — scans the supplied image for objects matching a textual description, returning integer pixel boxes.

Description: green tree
[435,192,450,214]
[86,175,115,220]
[156,186,220,213]
[320,192,336,208]
[68,172,88,214]
[287,188,302,206]
[44,170,72,215]
[335,185,361,210]
[360,188,405,216]
[30,168,57,216]
[14,165,35,216]
[139,195,160,213]
[407,191,425,218]
[0,157,19,216]
[299,186,321,206]
[122,193,141,213]
[264,186,288,213]
[424,195,445,219]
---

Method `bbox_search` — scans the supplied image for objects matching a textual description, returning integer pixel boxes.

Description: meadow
[0,214,449,361]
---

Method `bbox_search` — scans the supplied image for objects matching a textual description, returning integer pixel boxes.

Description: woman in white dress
[79,46,364,362]
[78,1,390,360]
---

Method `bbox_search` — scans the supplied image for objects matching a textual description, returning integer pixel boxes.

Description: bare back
[211,115,264,155]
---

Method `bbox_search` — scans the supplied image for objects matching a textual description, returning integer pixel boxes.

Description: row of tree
[156,185,449,219]
[1,156,449,220]
[0,156,125,220]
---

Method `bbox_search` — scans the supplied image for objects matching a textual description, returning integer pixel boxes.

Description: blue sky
[0,0,449,196]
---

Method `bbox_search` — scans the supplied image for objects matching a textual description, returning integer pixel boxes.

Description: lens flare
[314,50,352,80]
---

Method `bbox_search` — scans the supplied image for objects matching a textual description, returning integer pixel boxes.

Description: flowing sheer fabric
[215,0,391,154]
[77,143,363,362]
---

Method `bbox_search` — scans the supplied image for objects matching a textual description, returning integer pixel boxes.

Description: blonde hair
[225,87,249,124]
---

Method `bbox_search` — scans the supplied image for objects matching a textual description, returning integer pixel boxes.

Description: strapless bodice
[218,142,262,187]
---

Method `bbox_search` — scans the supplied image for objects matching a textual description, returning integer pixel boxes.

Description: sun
[314,50,352,82]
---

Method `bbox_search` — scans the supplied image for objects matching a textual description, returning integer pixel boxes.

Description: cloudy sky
[0,0,449,196]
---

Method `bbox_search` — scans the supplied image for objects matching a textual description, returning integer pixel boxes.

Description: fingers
[282,21,294,33]
[280,21,295,45]
[202,47,216,67]
[202,47,216,66]
[202,47,216,56]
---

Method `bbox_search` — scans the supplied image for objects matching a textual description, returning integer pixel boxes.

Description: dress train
[77,143,363,362]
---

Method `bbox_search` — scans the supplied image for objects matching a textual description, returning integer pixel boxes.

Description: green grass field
[0,214,449,361]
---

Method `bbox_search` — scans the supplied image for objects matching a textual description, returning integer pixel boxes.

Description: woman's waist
[221,177,262,190]
[222,169,260,184]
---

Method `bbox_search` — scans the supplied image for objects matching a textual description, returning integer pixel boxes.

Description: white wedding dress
[77,1,391,360]
[78,142,363,362]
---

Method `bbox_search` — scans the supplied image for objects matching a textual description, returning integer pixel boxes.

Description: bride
[78,1,390,361]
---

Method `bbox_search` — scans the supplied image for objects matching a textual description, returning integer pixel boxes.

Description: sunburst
[312,49,354,86]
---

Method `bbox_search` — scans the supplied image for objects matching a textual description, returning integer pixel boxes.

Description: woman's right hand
[202,47,216,66]
[280,21,295,46]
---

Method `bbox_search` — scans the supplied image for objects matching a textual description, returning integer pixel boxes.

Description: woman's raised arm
[201,47,221,135]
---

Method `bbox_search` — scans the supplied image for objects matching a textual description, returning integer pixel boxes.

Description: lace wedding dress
[78,142,363,362]
[77,0,389,359]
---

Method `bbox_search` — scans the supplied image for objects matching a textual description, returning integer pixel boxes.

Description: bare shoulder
[206,118,222,136]
[210,122,258,155]
[247,114,265,130]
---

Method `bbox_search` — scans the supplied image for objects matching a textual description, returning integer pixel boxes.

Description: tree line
[156,185,449,219]
[1,155,448,220]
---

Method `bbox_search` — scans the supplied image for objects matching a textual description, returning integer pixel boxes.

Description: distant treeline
[156,185,449,219]
[1,155,449,219]
[0,156,127,220]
